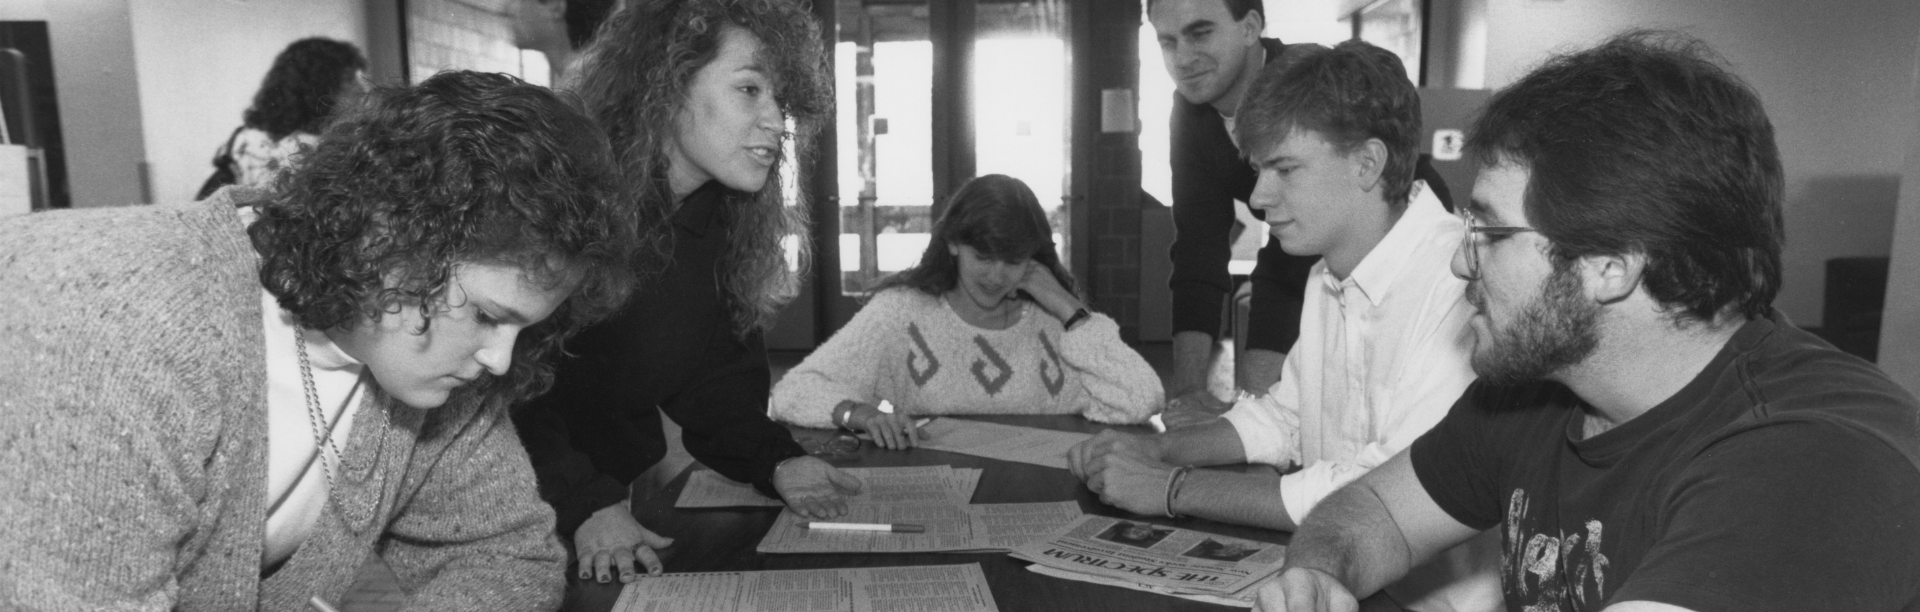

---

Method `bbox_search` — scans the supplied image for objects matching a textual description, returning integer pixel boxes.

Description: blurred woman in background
[199,37,366,198]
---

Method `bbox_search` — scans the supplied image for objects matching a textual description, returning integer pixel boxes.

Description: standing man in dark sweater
[1151,0,1450,423]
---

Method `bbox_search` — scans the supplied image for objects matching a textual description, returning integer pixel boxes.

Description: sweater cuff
[751,447,807,499]
[1171,282,1228,338]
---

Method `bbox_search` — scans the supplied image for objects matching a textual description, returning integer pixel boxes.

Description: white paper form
[610,564,1000,612]
[758,501,1082,554]
[842,466,972,505]
[914,419,1094,470]
[759,503,976,553]
[677,466,984,508]
[852,564,1001,612]
[970,501,1086,549]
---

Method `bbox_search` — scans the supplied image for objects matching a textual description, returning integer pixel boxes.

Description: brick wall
[407,0,522,82]
[1080,0,1145,342]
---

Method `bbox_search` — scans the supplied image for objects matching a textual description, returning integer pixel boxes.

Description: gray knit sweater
[0,193,566,611]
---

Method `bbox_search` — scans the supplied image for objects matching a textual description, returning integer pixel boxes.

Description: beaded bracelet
[1164,466,1193,518]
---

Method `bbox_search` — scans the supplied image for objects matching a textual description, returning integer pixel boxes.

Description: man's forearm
[1237,348,1286,394]
[1153,417,1248,467]
[1281,481,1415,600]
[1170,330,1215,396]
[1172,468,1296,531]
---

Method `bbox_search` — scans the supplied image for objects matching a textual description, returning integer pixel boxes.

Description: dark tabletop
[561,414,1297,612]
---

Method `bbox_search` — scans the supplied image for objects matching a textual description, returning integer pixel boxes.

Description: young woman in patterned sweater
[772,175,1164,448]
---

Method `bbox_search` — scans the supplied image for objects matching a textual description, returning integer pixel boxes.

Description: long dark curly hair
[877,174,1075,297]
[249,70,641,404]
[571,0,831,335]
[243,38,368,141]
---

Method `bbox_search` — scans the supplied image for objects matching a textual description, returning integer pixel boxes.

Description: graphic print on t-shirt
[1505,489,1612,612]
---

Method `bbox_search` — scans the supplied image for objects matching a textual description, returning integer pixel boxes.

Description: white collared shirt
[243,208,370,569]
[1221,183,1477,523]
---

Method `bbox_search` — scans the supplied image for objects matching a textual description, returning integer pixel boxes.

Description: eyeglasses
[1459,208,1538,280]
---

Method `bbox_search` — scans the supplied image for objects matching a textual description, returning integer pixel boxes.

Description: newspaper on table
[1010,515,1287,597]
[610,563,1000,612]
[757,500,1083,554]
[677,465,983,508]
[913,419,1093,470]
[1025,564,1278,608]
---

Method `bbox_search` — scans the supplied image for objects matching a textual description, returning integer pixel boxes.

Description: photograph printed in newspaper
[1009,515,1287,596]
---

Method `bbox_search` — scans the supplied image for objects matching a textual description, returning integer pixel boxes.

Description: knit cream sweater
[771,288,1164,427]
[0,194,565,611]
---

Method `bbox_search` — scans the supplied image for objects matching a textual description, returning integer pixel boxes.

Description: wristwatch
[1063,307,1091,330]
[832,403,857,430]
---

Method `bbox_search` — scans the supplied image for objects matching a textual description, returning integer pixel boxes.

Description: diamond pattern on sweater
[906,323,941,386]
[969,335,1012,395]
[1039,332,1065,397]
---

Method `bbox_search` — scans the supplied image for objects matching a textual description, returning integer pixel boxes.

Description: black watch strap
[1063,308,1092,330]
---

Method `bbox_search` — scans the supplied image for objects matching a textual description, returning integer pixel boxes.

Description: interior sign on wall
[1432,129,1465,162]
[1101,88,1136,133]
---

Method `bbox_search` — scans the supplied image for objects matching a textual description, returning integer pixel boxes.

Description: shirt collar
[1332,181,1452,308]
[297,325,363,372]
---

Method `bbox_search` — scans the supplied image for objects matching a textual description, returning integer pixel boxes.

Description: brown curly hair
[249,70,641,404]
[570,0,831,335]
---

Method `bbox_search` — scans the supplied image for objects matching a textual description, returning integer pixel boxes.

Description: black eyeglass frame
[1460,208,1539,280]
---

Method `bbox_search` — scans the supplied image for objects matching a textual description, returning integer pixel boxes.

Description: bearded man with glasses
[1254,31,1920,612]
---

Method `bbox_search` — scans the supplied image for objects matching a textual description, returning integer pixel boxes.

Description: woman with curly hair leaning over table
[0,71,641,610]
[512,0,866,587]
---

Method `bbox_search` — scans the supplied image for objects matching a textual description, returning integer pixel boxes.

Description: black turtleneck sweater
[513,181,806,536]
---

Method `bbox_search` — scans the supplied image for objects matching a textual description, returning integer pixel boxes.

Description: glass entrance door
[816,0,1072,335]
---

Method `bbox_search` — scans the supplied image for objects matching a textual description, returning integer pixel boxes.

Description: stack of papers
[676,465,983,508]
[1009,515,1287,607]
[611,563,1001,612]
[751,465,1083,554]
[913,419,1095,470]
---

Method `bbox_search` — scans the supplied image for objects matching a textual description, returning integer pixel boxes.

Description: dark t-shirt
[1411,314,1920,612]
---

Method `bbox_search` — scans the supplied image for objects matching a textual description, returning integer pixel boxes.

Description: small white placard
[1101,88,1136,133]
[0,144,30,217]
[1432,129,1465,162]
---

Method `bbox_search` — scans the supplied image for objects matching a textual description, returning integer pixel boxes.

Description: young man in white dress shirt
[1068,40,1498,611]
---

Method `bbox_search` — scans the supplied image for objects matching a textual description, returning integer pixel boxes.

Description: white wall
[127,0,367,205]
[1477,0,1920,329]
[1880,32,1920,393]
[0,0,149,208]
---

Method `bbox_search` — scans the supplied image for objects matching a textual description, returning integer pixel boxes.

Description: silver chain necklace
[294,331,345,490]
